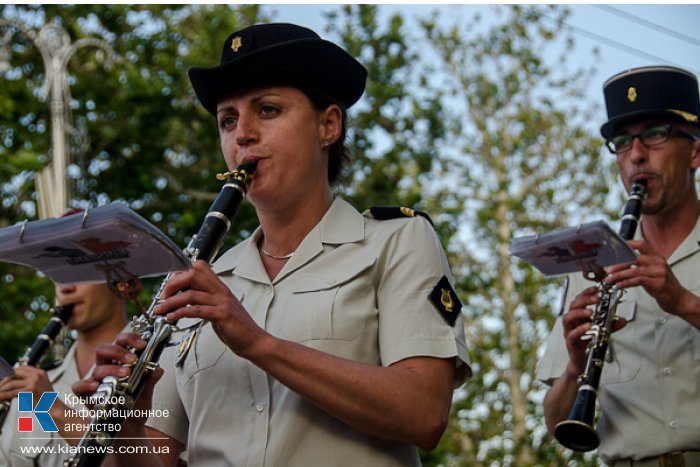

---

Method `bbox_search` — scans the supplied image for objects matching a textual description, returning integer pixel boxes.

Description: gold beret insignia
[231,36,243,53]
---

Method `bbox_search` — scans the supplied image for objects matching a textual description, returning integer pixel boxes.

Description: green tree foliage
[0,5,268,361]
[328,6,614,464]
[417,5,614,466]
[327,4,459,247]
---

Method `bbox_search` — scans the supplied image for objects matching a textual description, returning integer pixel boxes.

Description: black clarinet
[554,181,646,451]
[0,304,73,434]
[65,161,257,467]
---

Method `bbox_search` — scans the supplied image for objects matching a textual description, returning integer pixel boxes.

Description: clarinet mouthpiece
[216,160,259,181]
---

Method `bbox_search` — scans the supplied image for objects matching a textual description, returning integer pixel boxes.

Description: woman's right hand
[72,332,144,399]
[71,332,161,433]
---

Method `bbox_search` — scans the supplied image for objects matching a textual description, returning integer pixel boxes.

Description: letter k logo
[18,392,59,432]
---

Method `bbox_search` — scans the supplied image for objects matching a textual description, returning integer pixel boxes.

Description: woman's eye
[219,115,238,128]
[260,104,279,117]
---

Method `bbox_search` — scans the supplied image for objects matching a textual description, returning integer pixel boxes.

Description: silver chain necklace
[260,247,295,260]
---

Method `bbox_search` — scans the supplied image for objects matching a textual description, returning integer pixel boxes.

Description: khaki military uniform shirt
[0,345,82,467]
[147,197,471,466]
[537,214,700,464]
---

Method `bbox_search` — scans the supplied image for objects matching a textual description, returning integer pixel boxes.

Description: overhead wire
[592,5,700,49]
[543,9,700,77]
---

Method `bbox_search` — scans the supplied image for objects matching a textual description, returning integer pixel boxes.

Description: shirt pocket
[601,299,642,385]
[282,257,376,342]
[679,271,700,361]
[688,325,700,361]
[178,320,228,384]
[176,278,246,383]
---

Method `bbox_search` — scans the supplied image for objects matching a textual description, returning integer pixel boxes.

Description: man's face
[613,120,700,216]
[55,283,123,332]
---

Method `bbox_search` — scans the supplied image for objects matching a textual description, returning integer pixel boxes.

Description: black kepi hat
[188,23,367,115]
[600,65,700,138]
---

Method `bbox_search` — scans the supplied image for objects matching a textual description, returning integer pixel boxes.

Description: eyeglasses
[606,124,700,154]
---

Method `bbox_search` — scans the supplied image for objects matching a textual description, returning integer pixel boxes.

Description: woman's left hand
[154,260,266,358]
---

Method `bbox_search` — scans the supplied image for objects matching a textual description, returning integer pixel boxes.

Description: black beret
[188,23,367,116]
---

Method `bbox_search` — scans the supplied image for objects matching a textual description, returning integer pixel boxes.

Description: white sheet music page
[0,203,189,284]
[509,220,637,277]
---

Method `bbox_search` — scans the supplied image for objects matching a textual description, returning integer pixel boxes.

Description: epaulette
[368,206,434,227]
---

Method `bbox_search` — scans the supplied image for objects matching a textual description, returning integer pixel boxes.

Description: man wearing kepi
[537,65,700,466]
[76,23,470,466]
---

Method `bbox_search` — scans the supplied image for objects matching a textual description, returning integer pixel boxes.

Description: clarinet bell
[554,385,600,452]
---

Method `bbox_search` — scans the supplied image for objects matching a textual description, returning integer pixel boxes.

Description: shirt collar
[212,197,365,281]
[318,197,365,245]
[666,211,700,265]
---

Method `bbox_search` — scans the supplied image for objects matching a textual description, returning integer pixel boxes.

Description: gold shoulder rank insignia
[369,206,434,227]
[429,275,462,327]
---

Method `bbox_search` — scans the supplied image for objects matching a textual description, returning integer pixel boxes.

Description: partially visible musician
[75,22,470,466]
[0,282,128,466]
[537,66,700,466]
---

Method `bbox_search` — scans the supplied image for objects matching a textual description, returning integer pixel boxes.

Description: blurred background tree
[413,6,614,466]
[0,4,614,465]
[328,5,614,465]
[0,4,267,362]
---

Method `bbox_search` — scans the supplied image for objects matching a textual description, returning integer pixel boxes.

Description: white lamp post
[0,19,116,219]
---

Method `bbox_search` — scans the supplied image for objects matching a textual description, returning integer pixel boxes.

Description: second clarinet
[554,181,646,452]
[0,304,73,434]
[65,161,257,467]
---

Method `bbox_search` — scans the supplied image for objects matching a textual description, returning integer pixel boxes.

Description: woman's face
[216,86,341,212]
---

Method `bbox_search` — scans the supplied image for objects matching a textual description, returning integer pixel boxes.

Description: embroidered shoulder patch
[428,276,462,327]
[369,206,434,226]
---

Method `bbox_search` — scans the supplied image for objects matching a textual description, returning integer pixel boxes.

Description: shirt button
[662,367,672,376]
[669,420,679,429]
[659,317,667,325]
[255,402,265,412]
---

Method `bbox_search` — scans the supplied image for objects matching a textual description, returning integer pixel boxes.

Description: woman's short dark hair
[302,87,350,185]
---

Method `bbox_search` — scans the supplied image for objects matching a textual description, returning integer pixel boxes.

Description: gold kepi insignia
[627,86,637,103]
[231,36,243,53]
